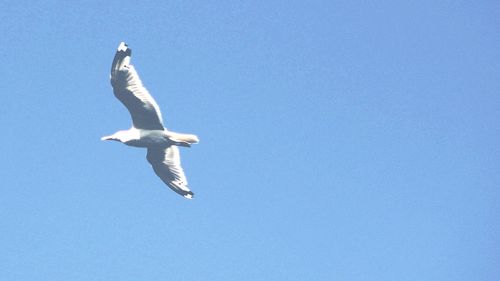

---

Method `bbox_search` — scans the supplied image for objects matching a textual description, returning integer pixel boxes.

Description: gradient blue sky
[1,1,499,280]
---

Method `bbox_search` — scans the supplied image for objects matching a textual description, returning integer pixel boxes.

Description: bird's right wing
[110,42,165,130]
[146,146,194,199]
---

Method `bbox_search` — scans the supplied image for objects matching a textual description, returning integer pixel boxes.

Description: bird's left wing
[110,42,165,130]
[146,146,194,199]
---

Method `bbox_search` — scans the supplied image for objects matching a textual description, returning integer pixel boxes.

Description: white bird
[102,42,199,199]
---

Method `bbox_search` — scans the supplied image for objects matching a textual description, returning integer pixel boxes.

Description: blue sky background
[1,1,499,280]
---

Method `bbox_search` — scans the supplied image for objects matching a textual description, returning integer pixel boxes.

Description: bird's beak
[101,135,113,141]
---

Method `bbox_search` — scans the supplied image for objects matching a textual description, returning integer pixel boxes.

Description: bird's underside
[103,42,199,199]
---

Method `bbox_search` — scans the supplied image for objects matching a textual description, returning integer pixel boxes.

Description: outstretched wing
[110,42,164,130]
[146,146,194,199]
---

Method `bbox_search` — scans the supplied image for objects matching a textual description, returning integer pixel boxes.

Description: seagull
[101,42,199,199]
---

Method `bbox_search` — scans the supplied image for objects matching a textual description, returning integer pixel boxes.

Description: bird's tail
[110,42,131,85]
[170,132,200,146]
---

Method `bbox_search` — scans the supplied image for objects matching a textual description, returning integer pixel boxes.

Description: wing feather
[146,146,194,199]
[110,42,164,130]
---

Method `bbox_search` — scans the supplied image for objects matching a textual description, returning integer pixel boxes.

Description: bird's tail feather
[170,133,199,145]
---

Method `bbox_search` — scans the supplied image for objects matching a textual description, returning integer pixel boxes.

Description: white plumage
[102,42,199,199]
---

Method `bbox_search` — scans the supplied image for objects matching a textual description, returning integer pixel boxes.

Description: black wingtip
[184,191,194,199]
[117,42,131,56]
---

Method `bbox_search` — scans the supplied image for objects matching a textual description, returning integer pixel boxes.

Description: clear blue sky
[1,1,499,280]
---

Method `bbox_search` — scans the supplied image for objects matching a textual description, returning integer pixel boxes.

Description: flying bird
[102,42,199,199]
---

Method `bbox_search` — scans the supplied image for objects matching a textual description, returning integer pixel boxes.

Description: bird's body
[104,128,198,148]
[102,42,199,199]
